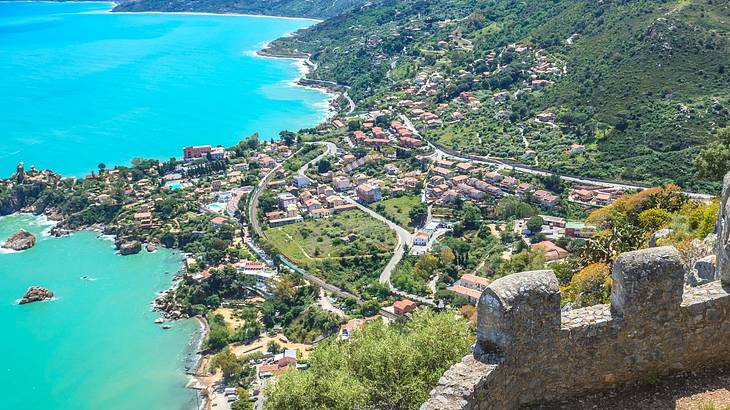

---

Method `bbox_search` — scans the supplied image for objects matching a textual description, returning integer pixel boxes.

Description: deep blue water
[0,1,329,176]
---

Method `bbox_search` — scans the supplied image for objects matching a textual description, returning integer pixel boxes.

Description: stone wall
[422,175,730,409]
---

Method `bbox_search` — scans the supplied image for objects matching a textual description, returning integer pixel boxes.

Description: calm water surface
[0,1,329,176]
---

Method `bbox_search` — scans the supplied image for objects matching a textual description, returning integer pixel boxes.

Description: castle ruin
[422,173,730,409]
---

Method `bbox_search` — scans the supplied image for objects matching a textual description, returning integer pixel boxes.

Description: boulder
[146,242,157,252]
[689,255,717,286]
[119,240,141,255]
[648,228,672,247]
[2,229,36,251]
[19,286,54,304]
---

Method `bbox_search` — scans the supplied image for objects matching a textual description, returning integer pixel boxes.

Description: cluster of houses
[265,180,360,227]
[569,184,625,207]
[427,159,560,209]
[349,112,425,149]
[447,274,491,304]
[514,215,597,241]
[257,348,307,379]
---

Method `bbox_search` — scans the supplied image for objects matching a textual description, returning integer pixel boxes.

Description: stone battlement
[423,248,730,409]
[422,173,730,410]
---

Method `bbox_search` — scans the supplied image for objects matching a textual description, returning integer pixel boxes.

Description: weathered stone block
[477,270,560,354]
[611,246,684,318]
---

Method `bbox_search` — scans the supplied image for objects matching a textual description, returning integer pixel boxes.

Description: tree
[264,311,473,410]
[280,130,296,146]
[461,203,481,230]
[408,203,428,227]
[206,316,231,351]
[317,158,332,174]
[526,216,544,234]
[244,133,260,150]
[210,348,242,381]
[267,340,283,355]
[258,191,278,213]
[415,254,439,273]
[495,197,536,220]
[440,247,456,266]
[564,263,611,307]
[638,208,672,232]
[97,163,106,174]
[695,126,730,180]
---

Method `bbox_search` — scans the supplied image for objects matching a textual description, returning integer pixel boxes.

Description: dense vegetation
[113,0,370,18]
[555,185,720,307]
[264,310,473,410]
[269,0,730,192]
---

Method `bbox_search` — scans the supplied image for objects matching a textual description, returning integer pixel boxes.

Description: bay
[0,1,329,176]
[0,214,201,409]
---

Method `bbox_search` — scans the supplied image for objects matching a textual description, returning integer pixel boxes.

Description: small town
[2,86,719,408]
[3,0,729,408]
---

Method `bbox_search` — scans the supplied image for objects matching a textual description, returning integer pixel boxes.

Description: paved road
[398,114,714,200]
[248,142,333,238]
[301,141,338,177]
[341,196,413,289]
[248,163,283,238]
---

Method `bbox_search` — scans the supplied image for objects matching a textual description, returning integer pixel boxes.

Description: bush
[264,311,473,410]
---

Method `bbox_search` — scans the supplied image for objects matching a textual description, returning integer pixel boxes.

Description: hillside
[112,0,370,18]
[267,0,730,192]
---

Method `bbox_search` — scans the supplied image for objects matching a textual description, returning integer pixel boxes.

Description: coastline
[0,210,210,403]
[110,9,323,23]
[187,315,213,410]
[1,3,340,407]
[256,47,344,120]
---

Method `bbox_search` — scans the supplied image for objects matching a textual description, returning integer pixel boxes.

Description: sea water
[0,213,202,409]
[0,1,330,176]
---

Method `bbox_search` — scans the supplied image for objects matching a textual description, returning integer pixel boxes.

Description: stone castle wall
[422,175,730,410]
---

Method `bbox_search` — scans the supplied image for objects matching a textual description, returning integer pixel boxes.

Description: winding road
[398,114,714,200]
[341,196,413,289]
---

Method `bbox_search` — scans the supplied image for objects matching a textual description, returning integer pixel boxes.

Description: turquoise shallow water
[0,214,201,410]
[0,1,329,176]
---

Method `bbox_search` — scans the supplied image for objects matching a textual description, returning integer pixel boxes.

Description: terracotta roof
[448,285,482,300]
[460,274,490,288]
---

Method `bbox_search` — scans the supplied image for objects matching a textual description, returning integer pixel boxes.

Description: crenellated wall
[422,174,730,410]
[422,248,730,409]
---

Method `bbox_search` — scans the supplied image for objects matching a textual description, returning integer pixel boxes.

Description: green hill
[268,0,730,192]
[112,0,370,18]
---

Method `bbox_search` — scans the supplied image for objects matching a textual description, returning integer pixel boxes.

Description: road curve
[341,196,413,289]
[398,114,714,200]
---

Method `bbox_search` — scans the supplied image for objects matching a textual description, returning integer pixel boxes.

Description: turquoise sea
[0,1,329,176]
[0,214,201,409]
[0,2,329,409]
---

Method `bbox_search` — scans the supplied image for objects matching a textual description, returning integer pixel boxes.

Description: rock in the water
[19,286,54,304]
[146,242,157,252]
[118,240,141,255]
[2,229,36,251]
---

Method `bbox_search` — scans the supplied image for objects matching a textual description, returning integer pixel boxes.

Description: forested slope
[269,0,730,191]
[113,0,370,18]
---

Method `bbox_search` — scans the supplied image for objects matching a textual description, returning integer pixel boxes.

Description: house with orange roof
[393,299,417,316]
[531,240,569,261]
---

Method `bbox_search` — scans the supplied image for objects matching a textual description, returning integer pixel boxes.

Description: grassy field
[265,209,396,266]
[370,194,422,229]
